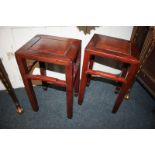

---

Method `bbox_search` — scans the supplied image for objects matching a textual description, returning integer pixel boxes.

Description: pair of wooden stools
[15,34,140,119]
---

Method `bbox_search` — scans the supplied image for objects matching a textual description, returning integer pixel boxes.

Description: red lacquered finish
[15,34,81,119]
[78,34,140,113]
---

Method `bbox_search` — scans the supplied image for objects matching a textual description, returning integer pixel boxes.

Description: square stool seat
[16,35,81,64]
[15,35,81,119]
[86,34,139,64]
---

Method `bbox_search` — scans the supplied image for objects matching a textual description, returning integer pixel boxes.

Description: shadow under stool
[15,35,81,119]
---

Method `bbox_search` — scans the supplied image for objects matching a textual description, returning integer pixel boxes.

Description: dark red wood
[74,67,80,97]
[65,62,73,119]
[39,62,48,90]
[86,55,95,86]
[27,60,37,72]
[26,74,66,87]
[115,64,128,93]
[16,57,39,111]
[15,34,81,119]
[79,33,140,112]
[78,51,90,105]
[86,69,127,83]
[74,47,81,97]
[112,64,139,113]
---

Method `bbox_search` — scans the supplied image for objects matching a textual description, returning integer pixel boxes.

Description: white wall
[0,26,133,90]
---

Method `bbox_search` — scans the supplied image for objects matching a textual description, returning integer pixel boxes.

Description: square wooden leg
[16,56,39,111]
[39,62,48,90]
[74,49,81,97]
[65,62,73,119]
[115,64,128,94]
[86,55,95,86]
[78,52,90,105]
[74,67,80,97]
[112,64,139,113]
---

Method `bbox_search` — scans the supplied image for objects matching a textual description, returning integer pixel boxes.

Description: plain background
[0,0,155,155]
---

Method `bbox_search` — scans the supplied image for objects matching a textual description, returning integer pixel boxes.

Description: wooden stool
[15,35,81,119]
[78,34,140,113]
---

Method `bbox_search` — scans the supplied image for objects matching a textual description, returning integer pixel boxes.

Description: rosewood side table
[78,34,140,113]
[15,35,81,119]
